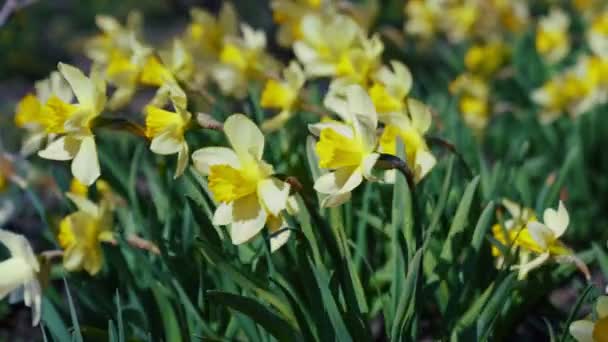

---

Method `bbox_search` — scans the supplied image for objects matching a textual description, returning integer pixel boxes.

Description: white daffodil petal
[66,193,99,217]
[230,194,267,244]
[543,201,569,238]
[150,130,182,155]
[415,150,437,181]
[224,114,265,161]
[174,142,189,178]
[527,221,553,250]
[58,63,94,106]
[268,218,290,253]
[346,85,377,129]
[192,147,240,175]
[0,258,32,299]
[0,230,39,270]
[63,247,85,272]
[38,136,80,161]
[321,192,352,208]
[597,296,608,319]
[362,153,380,180]
[257,178,290,217]
[314,167,363,195]
[72,136,101,186]
[569,320,595,342]
[407,98,432,133]
[502,199,522,220]
[308,121,354,138]
[212,202,233,226]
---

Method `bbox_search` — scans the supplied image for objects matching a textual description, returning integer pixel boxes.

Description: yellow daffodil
[260,61,306,132]
[492,200,572,279]
[14,71,73,156]
[185,3,238,59]
[294,13,381,83]
[588,12,608,58]
[58,193,114,275]
[0,229,41,326]
[490,0,529,33]
[192,114,292,249]
[403,0,441,41]
[449,73,491,132]
[464,41,509,77]
[443,2,479,43]
[378,98,436,182]
[536,8,570,64]
[368,60,413,119]
[211,24,278,98]
[86,12,143,65]
[144,83,192,178]
[309,85,379,207]
[570,296,608,342]
[532,55,608,123]
[38,63,106,186]
[271,0,329,47]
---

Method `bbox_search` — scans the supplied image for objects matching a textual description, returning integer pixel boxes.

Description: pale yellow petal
[150,130,182,155]
[543,201,569,238]
[597,296,608,319]
[527,221,552,250]
[257,178,290,216]
[213,202,233,226]
[71,136,100,186]
[174,142,189,179]
[38,136,80,161]
[569,320,595,342]
[58,63,94,106]
[230,194,266,244]
[0,258,33,299]
[224,114,265,161]
[192,147,240,175]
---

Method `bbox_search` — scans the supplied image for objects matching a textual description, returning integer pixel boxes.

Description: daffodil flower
[192,114,292,248]
[38,63,106,186]
[449,73,491,132]
[0,229,41,326]
[570,296,608,342]
[260,61,305,132]
[309,85,379,207]
[271,0,327,47]
[403,0,441,41]
[185,3,238,59]
[536,8,570,64]
[58,193,114,275]
[368,60,412,120]
[211,24,278,98]
[144,83,192,178]
[588,12,608,58]
[294,14,366,79]
[14,71,73,156]
[378,98,436,182]
[464,41,508,77]
[492,200,573,279]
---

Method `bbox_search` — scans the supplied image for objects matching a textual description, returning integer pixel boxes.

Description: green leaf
[391,248,423,341]
[151,282,183,342]
[207,290,303,342]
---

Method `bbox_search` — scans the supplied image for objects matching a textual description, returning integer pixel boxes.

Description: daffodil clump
[3,1,608,338]
[532,8,608,122]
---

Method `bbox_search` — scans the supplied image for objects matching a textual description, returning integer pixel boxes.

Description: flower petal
[150,130,182,155]
[267,216,290,252]
[224,114,265,161]
[257,178,290,216]
[174,142,189,179]
[66,193,99,217]
[407,98,431,133]
[543,201,569,238]
[0,258,33,299]
[192,147,240,175]
[72,135,101,186]
[527,221,553,250]
[230,194,267,244]
[597,296,608,319]
[321,192,352,208]
[212,202,233,226]
[314,167,363,195]
[58,63,94,106]
[38,136,80,161]
[569,320,595,342]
